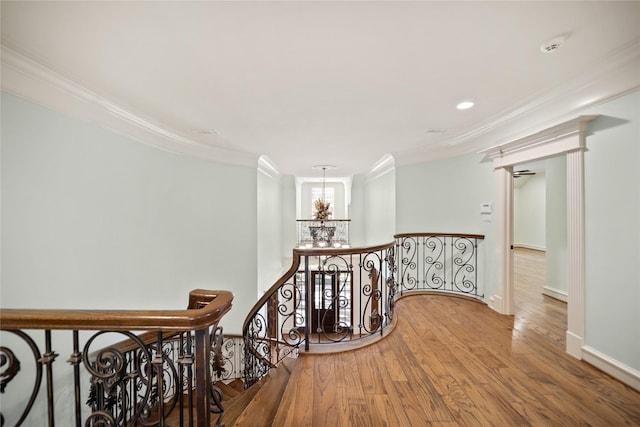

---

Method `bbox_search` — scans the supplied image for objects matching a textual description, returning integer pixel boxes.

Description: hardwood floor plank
[269,248,640,426]
[312,356,342,427]
[435,374,494,427]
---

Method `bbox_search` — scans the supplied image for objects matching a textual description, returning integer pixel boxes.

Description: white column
[566,148,586,358]
[490,166,514,315]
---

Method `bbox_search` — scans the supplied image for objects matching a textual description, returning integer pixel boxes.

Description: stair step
[230,357,297,427]
[271,355,307,426]
[221,380,265,426]
[228,378,245,393]
[216,381,243,400]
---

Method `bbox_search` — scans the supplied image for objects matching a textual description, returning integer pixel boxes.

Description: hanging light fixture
[310,165,337,247]
[312,165,335,221]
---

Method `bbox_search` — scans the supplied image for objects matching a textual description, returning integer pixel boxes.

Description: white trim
[366,153,395,181]
[488,295,503,314]
[483,116,597,167]
[565,149,586,359]
[1,43,258,168]
[491,166,514,315]
[393,40,640,168]
[485,116,598,358]
[257,155,281,179]
[542,286,568,302]
[566,331,584,359]
[582,346,640,392]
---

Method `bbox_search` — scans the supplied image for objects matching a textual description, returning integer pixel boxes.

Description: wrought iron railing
[213,334,245,383]
[243,242,396,387]
[395,233,485,299]
[0,289,233,427]
[296,219,351,248]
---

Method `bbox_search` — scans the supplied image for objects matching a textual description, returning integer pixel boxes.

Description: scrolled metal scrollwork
[423,236,445,290]
[395,233,484,298]
[0,330,43,427]
[452,237,477,294]
[84,410,117,426]
[399,237,418,291]
[0,346,20,393]
[83,331,154,426]
[360,251,384,334]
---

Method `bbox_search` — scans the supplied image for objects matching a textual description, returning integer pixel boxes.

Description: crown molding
[257,155,281,179]
[1,43,258,168]
[393,39,640,167]
[366,153,395,181]
[482,115,599,169]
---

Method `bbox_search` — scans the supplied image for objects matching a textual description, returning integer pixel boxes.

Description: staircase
[220,357,297,426]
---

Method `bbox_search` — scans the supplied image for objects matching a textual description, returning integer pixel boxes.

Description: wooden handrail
[292,240,395,257]
[296,219,351,222]
[394,232,485,240]
[0,289,233,332]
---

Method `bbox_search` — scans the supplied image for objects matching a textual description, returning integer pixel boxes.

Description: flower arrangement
[313,198,331,220]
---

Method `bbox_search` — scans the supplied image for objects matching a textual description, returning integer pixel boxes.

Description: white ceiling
[2,1,639,178]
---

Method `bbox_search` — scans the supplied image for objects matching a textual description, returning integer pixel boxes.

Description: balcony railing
[1,232,486,425]
[243,242,397,387]
[395,233,485,298]
[296,219,350,248]
[0,289,233,427]
[213,334,245,384]
[243,232,484,387]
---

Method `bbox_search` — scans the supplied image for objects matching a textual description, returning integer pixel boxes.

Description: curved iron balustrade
[243,233,484,387]
[243,242,398,387]
[1,233,485,424]
[395,233,485,298]
[0,289,233,427]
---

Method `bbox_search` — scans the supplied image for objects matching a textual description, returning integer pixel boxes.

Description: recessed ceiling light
[456,101,474,110]
[425,128,447,134]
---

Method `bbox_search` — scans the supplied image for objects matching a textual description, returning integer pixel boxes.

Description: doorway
[311,271,338,333]
[484,115,597,359]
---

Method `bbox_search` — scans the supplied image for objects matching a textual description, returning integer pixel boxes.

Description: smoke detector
[540,35,567,53]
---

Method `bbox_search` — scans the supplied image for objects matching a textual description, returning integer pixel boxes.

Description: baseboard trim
[566,331,583,359]
[582,345,640,392]
[488,295,504,314]
[542,286,568,302]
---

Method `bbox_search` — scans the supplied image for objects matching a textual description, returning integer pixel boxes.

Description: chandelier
[309,165,337,247]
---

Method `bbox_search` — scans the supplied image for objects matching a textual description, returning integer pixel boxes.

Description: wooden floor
[272,248,640,426]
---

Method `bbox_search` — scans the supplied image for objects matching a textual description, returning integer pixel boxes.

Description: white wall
[395,153,497,300]
[280,175,298,263]
[1,93,257,335]
[583,91,640,372]
[545,156,567,298]
[513,173,546,250]
[363,169,396,246]
[349,174,366,246]
[257,168,284,296]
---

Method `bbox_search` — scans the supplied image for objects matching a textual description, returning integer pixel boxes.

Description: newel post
[193,327,211,426]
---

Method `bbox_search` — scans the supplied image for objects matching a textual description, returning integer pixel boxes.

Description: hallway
[271,249,640,426]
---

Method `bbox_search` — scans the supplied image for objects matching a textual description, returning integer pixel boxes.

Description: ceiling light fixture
[456,101,474,110]
[424,128,447,134]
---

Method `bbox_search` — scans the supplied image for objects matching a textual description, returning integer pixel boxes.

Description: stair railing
[242,242,397,387]
[213,334,245,383]
[0,289,233,427]
[395,233,485,299]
